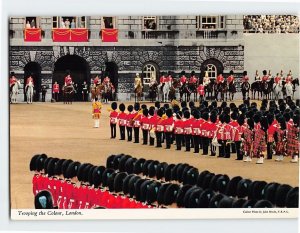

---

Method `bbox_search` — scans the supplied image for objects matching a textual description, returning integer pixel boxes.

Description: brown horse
[63,85,74,104]
[134,78,143,102]
[90,84,102,101]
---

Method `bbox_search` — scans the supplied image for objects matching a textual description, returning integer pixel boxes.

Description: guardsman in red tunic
[52,81,60,101]
[109,102,118,139]
[223,114,233,158]
[93,75,100,86]
[103,75,111,85]
[285,71,293,84]
[174,111,184,150]
[242,71,249,83]
[228,112,239,154]
[266,113,278,160]
[118,103,127,140]
[274,116,287,162]
[155,108,165,148]
[197,82,205,103]
[180,71,187,86]
[208,114,218,156]
[261,70,269,82]
[132,102,142,144]
[192,110,201,154]
[30,154,43,196]
[183,110,193,152]
[164,108,174,149]
[159,72,167,91]
[140,108,150,145]
[216,73,224,84]
[232,115,245,160]
[227,70,234,85]
[166,71,173,84]
[26,75,34,88]
[64,74,73,86]
[274,73,281,85]
[9,72,18,90]
[126,105,134,142]
[200,112,210,155]
[189,71,198,87]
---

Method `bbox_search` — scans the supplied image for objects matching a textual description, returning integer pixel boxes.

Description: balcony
[142,30,179,39]
[196,29,227,39]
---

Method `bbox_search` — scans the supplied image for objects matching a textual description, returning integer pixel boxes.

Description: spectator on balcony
[65,18,70,29]
[71,19,76,29]
[61,20,66,29]
[30,19,36,29]
[26,21,31,29]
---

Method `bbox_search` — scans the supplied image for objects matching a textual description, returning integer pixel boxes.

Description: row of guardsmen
[31,153,298,209]
[107,98,300,164]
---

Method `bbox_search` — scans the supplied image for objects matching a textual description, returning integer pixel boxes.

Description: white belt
[111,117,118,124]
[142,124,150,130]
[157,125,164,131]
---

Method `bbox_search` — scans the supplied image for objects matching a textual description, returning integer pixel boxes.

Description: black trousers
[134,127,140,143]
[218,140,224,157]
[156,132,162,147]
[42,92,46,102]
[235,141,242,160]
[175,134,182,150]
[267,142,273,159]
[185,134,192,151]
[126,127,132,141]
[193,135,200,153]
[53,93,59,101]
[202,137,209,155]
[149,135,155,146]
[142,129,148,145]
[165,132,172,149]
[231,143,236,153]
[224,141,231,158]
[199,136,203,149]
[110,123,116,138]
[119,126,125,140]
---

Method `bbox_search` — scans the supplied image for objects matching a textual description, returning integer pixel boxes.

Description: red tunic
[267,120,279,143]
[174,119,184,134]
[93,77,100,85]
[274,76,281,84]
[163,117,174,132]
[104,77,110,84]
[197,85,205,96]
[243,125,253,154]
[286,123,299,156]
[262,75,269,82]
[228,121,239,142]
[227,75,234,84]
[200,120,211,137]
[110,110,118,124]
[160,76,166,83]
[53,83,59,93]
[65,76,72,85]
[126,112,135,128]
[118,112,127,126]
[183,118,193,135]
[216,75,224,84]
[189,76,198,84]
[180,76,187,84]
[149,115,159,130]
[253,123,266,157]
[141,116,151,130]
[286,76,292,84]
[26,77,34,85]
[32,174,39,196]
[242,76,249,82]
[10,77,17,85]
[133,112,142,128]
[156,117,164,132]
[192,119,201,136]
[166,76,173,82]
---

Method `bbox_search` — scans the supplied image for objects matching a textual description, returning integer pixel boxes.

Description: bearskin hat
[183,186,201,208]
[148,160,160,178]
[133,158,146,175]
[88,166,97,185]
[164,164,175,182]
[77,163,89,182]
[285,187,299,208]
[254,200,273,208]
[119,103,125,112]
[92,166,105,188]
[202,173,216,190]
[46,158,59,177]
[164,184,180,206]
[142,108,149,117]
[183,110,190,119]
[134,102,140,111]
[197,170,210,188]
[155,101,160,109]
[208,174,222,192]
[188,188,204,208]
[166,108,173,118]
[183,167,199,186]
[61,159,73,177]
[111,102,118,110]
[112,154,125,170]
[54,159,66,176]
[218,196,234,208]
[124,157,137,174]
[263,70,267,75]
[198,188,215,208]
[249,181,267,200]
[102,168,115,187]
[141,104,147,110]
[243,71,247,76]
[127,105,133,112]
[114,172,128,193]
[146,181,161,204]
[128,175,141,198]
[225,176,242,197]
[176,185,193,207]
[135,179,148,201]
[36,154,48,172]
[156,162,168,180]
[30,154,41,171]
[65,161,81,179]
[35,190,54,209]
[118,155,132,172]
[232,198,247,208]
[208,193,225,208]
[260,116,269,132]
[148,107,155,116]
[293,114,300,127]
[122,174,136,196]
[237,179,252,198]
[275,184,292,207]
[107,172,117,192]
[157,183,172,206]
[242,199,257,208]
[156,108,164,117]
[142,159,154,176]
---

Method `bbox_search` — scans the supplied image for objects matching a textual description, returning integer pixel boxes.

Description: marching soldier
[232,115,245,160]
[52,81,60,101]
[183,110,193,152]
[155,108,165,148]
[148,107,157,146]
[163,108,174,149]
[109,102,118,138]
[140,108,150,145]
[126,105,134,141]
[227,70,235,85]
[274,73,281,85]
[216,72,224,84]
[118,103,127,140]
[192,110,201,154]
[253,115,268,164]
[174,111,184,150]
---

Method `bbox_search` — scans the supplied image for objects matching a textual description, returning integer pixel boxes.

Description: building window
[25,17,39,28]
[206,64,217,78]
[143,16,158,30]
[52,16,87,28]
[143,63,157,86]
[197,16,225,29]
[102,17,116,29]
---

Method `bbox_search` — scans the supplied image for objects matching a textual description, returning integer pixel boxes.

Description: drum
[150,128,156,138]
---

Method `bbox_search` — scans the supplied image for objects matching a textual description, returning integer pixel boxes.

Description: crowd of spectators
[243,15,299,33]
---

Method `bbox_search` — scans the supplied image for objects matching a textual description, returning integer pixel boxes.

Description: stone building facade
[9,15,244,101]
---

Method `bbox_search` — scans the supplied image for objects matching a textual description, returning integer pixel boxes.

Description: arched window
[206,64,217,78]
[143,63,156,86]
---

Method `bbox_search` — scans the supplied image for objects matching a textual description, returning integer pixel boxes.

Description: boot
[94,120,98,128]
[290,155,298,163]
[243,156,250,162]
[275,155,284,162]
[256,156,264,164]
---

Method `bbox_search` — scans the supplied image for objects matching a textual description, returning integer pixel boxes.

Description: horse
[188,83,198,102]
[241,81,250,100]
[102,83,114,103]
[251,81,262,100]
[10,80,21,104]
[204,79,215,101]
[226,82,236,101]
[149,82,158,102]
[273,81,283,100]
[179,83,191,102]
[160,80,172,102]
[90,84,102,101]
[285,81,294,99]
[25,81,34,104]
[215,82,227,101]
[169,79,180,101]
[134,82,143,102]
[63,85,74,104]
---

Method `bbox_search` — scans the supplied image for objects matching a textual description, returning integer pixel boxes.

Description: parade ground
[10,101,299,209]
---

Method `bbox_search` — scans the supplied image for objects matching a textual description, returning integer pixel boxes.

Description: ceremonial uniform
[274,76,281,84]
[216,74,224,84]
[155,117,165,148]
[286,122,299,158]
[253,123,266,159]
[141,114,151,145]
[189,75,198,84]
[216,122,232,158]
[192,119,201,153]
[166,75,173,83]
[183,118,193,152]
[133,111,142,143]
[26,76,34,87]
[163,116,174,149]
[10,76,17,88]
[242,124,253,161]
[103,76,110,85]
[285,75,292,84]
[267,120,279,159]
[261,75,269,82]
[93,76,100,85]
[118,112,127,140]
[207,120,218,156]
[242,75,249,83]
[126,110,134,142]
[228,120,239,154]
[174,118,184,150]
[201,119,211,155]
[92,100,102,128]
[81,82,88,101]
[274,127,286,160]
[227,75,234,85]
[149,114,158,146]
[110,110,118,138]
[230,121,244,160]
[53,82,60,101]
[197,84,205,102]
[180,75,187,86]
[65,75,72,86]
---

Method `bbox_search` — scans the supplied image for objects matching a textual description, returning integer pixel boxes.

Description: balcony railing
[196,29,227,39]
[142,30,179,39]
